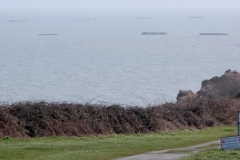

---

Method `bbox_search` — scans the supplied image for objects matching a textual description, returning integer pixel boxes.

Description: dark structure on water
[199,33,228,35]
[141,32,167,35]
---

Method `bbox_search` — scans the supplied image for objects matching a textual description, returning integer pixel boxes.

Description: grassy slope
[181,149,240,160]
[0,126,237,160]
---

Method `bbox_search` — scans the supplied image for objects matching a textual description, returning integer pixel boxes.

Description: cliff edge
[177,69,240,101]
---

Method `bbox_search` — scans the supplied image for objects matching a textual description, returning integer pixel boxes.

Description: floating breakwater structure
[38,34,58,35]
[8,20,28,22]
[141,32,167,35]
[135,17,150,19]
[140,32,228,36]
[199,33,228,35]
[189,17,204,18]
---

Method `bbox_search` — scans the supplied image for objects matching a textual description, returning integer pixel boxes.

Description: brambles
[0,98,239,138]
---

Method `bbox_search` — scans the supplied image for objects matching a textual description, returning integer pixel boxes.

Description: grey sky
[1,0,240,11]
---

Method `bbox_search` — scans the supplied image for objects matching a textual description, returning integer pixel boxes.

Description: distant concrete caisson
[38,34,58,35]
[141,32,167,35]
[199,33,228,35]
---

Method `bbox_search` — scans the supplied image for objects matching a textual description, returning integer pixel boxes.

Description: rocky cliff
[177,69,240,101]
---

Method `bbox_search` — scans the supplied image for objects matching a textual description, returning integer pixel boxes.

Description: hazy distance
[2,0,240,11]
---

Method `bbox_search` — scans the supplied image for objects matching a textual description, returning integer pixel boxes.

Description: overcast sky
[1,0,240,11]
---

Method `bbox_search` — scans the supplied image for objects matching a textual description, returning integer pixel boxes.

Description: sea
[0,9,240,106]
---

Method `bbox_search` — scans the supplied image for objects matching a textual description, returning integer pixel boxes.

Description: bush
[0,98,239,138]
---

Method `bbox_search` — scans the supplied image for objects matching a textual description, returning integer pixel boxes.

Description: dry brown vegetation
[0,98,239,138]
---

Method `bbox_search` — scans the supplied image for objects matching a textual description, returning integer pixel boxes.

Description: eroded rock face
[176,90,196,101]
[197,70,240,98]
[177,70,240,101]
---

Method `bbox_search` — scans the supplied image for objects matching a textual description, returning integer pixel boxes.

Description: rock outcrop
[177,69,240,101]
[176,90,197,101]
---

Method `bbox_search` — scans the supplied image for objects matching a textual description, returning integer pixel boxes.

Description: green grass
[196,143,220,149]
[0,126,237,160]
[166,149,193,153]
[181,149,240,160]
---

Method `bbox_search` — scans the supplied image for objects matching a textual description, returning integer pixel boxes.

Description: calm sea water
[1,10,240,106]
